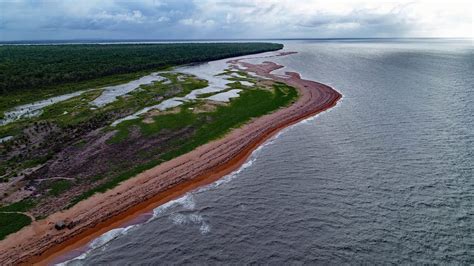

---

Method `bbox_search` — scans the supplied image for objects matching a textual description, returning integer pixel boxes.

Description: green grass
[143,111,195,133]
[39,90,102,125]
[73,140,87,148]
[71,83,298,206]
[68,158,161,208]
[195,86,238,99]
[0,199,36,212]
[0,73,209,186]
[0,69,160,115]
[20,153,53,169]
[110,109,196,143]
[0,199,36,240]
[0,43,283,114]
[107,75,208,143]
[49,180,73,196]
[160,83,297,160]
[0,213,32,240]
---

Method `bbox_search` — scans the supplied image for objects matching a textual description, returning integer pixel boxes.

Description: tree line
[0,43,283,95]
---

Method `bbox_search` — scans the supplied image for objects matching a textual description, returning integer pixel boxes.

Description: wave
[57,90,341,265]
[169,213,211,235]
[56,224,137,265]
[151,193,196,219]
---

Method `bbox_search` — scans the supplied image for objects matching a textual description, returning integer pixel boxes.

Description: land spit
[0,52,341,264]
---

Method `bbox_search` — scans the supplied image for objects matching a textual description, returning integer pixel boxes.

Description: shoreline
[0,53,341,265]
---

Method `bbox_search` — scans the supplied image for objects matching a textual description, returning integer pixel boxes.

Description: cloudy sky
[0,0,472,41]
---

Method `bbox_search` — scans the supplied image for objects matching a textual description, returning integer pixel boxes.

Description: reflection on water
[206,89,242,102]
[0,90,86,126]
[91,72,168,107]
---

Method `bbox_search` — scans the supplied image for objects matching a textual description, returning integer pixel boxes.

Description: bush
[0,213,32,240]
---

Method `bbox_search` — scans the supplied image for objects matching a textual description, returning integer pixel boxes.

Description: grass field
[0,199,36,239]
[0,213,32,240]
[70,83,298,206]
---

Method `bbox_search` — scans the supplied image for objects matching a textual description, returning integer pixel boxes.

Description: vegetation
[0,43,282,112]
[0,199,36,212]
[0,73,206,183]
[0,199,36,239]
[0,213,32,240]
[49,180,73,196]
[0,70,156,115]
[0,43,296,241]
[71,83,298,206]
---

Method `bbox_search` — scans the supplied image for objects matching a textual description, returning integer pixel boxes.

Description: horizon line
[0,37,472,45]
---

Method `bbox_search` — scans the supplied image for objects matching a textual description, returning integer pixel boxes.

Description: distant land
[1,37,470,45]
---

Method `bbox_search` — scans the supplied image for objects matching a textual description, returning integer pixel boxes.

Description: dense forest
[0,43,282,95]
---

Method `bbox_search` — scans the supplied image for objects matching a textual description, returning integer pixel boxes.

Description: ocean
[64,39,473,264]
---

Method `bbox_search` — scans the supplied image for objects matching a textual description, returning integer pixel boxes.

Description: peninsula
[0,44,341,264]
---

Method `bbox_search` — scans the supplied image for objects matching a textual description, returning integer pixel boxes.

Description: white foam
[57,51,345,265]
[56,253,87,266]
[189,213,203,223]
[57,224,137,265]
[181,195,196,209]
[151,193,195,218]
[169,212,210,235]
[196,154,256,194]
[200,223,211,234]
[171,213,187,225]
[57,91,342,266]
[88,226,133,249]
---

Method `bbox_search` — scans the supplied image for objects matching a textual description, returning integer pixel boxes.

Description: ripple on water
[64,40,473,264]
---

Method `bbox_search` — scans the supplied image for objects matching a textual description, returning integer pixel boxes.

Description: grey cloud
[0,0,470,41]
[214,1,256,8]
[295,5,416,37]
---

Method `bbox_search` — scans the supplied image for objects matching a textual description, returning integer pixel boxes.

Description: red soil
[0,52,341,265]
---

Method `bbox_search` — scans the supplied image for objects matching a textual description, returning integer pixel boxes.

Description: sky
[0,0,472,41]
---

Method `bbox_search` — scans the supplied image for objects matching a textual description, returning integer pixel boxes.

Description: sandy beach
[0,53,341,265]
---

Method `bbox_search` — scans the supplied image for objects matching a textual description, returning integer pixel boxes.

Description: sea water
[63,39,473,264]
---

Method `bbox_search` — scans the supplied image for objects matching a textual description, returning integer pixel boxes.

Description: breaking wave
[56,91,338,266]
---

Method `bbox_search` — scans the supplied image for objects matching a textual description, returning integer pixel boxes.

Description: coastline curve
[0,52,342,265]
